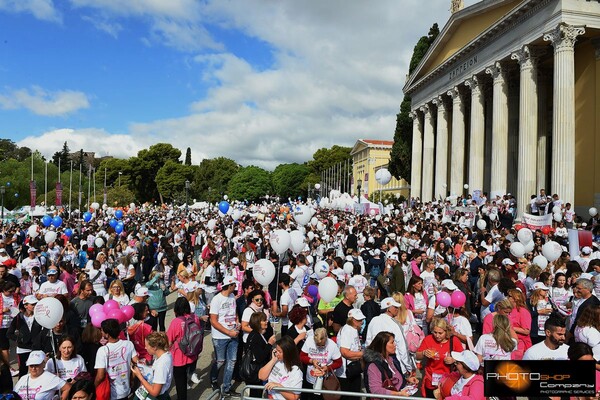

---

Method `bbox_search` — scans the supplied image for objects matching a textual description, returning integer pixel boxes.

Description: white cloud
[0,0,61,22]
[81,15,122,38]
[0,86,90,116]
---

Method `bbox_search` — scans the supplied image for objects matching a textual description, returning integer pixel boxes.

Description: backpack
[178,315,203,357]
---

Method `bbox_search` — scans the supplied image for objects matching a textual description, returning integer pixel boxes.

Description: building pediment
[405,0,524,93]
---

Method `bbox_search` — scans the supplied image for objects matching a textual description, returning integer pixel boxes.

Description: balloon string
[275,256,281,304]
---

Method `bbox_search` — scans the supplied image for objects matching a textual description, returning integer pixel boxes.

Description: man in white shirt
[36,268,68,299]
[271,273,296,336]
[290,254,309,297]
[209,276,240,396]
[523,317,569,360]
[21,248,41,274]
[365,297,414,375]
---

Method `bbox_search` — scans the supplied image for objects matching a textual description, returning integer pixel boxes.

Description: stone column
[512,45,543,219]
[447,86,465,196]
[432,95,449,199]
[485,62,509,198]
[537,71,549,191]
[465,75,485,191]
[409,111,423,200]
[421,103,435,202]
[544,24,585,205]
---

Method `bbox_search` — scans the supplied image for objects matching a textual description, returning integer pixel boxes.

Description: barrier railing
[241,384,430,400]
[205,389,222,400]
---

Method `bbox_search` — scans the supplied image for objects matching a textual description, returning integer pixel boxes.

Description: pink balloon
[89,304,104,316]
[91,312,106,328]
[121,305,135,321]
[107,308,124,322]
[436,291,452,308]
[450,290,467,309]
[103,300,119,314]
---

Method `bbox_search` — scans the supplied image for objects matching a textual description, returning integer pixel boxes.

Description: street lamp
[463,183,469,198]
[357,179,362,204]
[118,171,122,187]
[185,180,190,211]
[0,186,4,222]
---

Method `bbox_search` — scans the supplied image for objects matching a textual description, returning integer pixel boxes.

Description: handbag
[322,372,341,400]
[405,322,425,353]
[96,347,112,400]
[239,349,260,383]
[345,360,363,379]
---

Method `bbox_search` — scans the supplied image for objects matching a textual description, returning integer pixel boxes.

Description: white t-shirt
[14,371,66,400]
[1,294,16,329]
[447,315,472,340]
[45,355,87,381]
[523,341,569,360]
[209,292,237,340]
[481,285,504,320]
[336,324,361,378]
[104,293,130,307]
[95,340,137,399]
[241,307,267,343]
[301,336,341,384]
[117,264,135,280]
[420,270,436,298]
[176,280,199,297]
[202,265,217,294]
[278,288,297,328]
[290,265,306,296]
[574,326,600,360]
[37,280,68,297]
[21,257,41,273]
[267,362,303,400]
[536,299,552,336]
[474,334,517,361]
[151,352,173,396]
[89,270,107,296]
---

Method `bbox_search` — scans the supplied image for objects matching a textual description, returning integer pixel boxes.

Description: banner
[55,182,63,207]
[29,180,36,208]
[521,213,552,229]
[484,360,595,397]
[444,206,478,228]
[568,228,593,258]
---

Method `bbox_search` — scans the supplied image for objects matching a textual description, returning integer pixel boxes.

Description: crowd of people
[0,192,597,400]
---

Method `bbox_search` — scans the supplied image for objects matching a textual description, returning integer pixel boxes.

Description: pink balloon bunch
[89,300,136,327]
[450,291,466,309]
[436,292,452,308]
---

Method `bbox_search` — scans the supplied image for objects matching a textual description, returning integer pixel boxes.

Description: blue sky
[0,0,462,169]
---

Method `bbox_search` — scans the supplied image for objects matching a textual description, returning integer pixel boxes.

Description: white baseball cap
[451,350,480,371]
[296,297,310,308]
[230,257,239,265]
[441,279,458,291]
[26,351,46,366]
[134,285,150,297]
[581,246,592,255]
[502,258,516,266]
[222,276,237,287]
[380,297,401,310]
[348,309,366,320]
[533,282,550,291]
[23,295,38,305]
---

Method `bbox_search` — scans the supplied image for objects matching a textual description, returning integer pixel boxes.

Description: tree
[193,157,239,203]
[76,149,87,175]
[307,145,352,175]
[389,23,440,182]
[272,163,310,199]
[97,158,131,189]
[105,186,135,207]
[0,139,31,162]
[227,166,272,201]
[155,161,196,202]
[185,147,192,166]
[51,141,71,173]
[129,143,182,203]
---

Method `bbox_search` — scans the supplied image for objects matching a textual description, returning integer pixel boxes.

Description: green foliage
[51,142,71,173]
[227,166,272,201]
[193,157,239,203]
[104,186,136,207]
[155,161,197,202]
[0,139,31,162]
[307,145,351,174]
[129,143,182,203]
[97,158,132,189]
[390,23,440,183]
[185,148,192,166]
[271,163,310,199]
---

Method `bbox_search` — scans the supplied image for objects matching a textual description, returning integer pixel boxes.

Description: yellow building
[350,139,410,200]
[404,0,600,218]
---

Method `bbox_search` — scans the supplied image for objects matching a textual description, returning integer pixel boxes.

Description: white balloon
[332,216,338,224]
[44,231,57,244]
[293,205,312,226]
[590,207,598,217]
[509,242,525,258]
[95,238,104,248]
[553,213,562,222]
[223,195,229,200]
[28,224,39,238]
[532,255,549,269]
[318,277,338,303]
[517,228,533,244]
[315,261,329,278]
[207,219,216,230]
[375,168,392,185]
[34,297,64,329]
[489,213,498,221]
[317,222,325,231]
[523,240,535,254]
[552,206,561,214]
[307,231,315,241]
[476,220,486,230]
[225,228,233,239]
[542,240,562,262]
[310,217,318,226]
[289,230,305,254]
[129,203,136,211]
[232,210,241,221]
[91,202,100,210]
[270,229,291,254]
[253,259,276,286]
[343,262,354,275]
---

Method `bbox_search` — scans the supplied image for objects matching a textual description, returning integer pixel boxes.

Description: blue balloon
[42,215,52,227]
[115,223,124,234]
[83,212,92,223]
[109,219,117,228]
[14,193,18,198]
[115,210,124,219]
[64,228,73,237]
[52,216,63,228]
[5,182,10,187]
[218,201,230,214]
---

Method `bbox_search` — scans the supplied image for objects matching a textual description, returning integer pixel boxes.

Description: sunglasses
[253,298,264,303]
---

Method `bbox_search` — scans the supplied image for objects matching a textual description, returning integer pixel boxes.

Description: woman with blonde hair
[131,332,173,400]
[104,279,129,306]
[482,298,513,334]
[474,314,517,363]
[416,318,463,397]
[171,269,200,298]
[300,327,342,400]
[392,292,420,368]
[507,288,532,359]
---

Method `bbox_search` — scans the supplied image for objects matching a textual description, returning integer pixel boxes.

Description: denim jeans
[210,337,238,392]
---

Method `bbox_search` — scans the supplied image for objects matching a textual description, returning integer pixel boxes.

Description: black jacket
[244,331,272,384]
[7,313,43,350]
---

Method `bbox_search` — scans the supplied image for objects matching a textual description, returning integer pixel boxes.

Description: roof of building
[362,139,394,146]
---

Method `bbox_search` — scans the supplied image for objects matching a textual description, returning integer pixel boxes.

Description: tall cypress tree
[185,147,192,166]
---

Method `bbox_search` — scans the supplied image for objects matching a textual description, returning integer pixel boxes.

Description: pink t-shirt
[167,314,200,366]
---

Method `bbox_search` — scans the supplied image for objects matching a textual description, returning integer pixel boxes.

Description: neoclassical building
[404,0,600,217]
